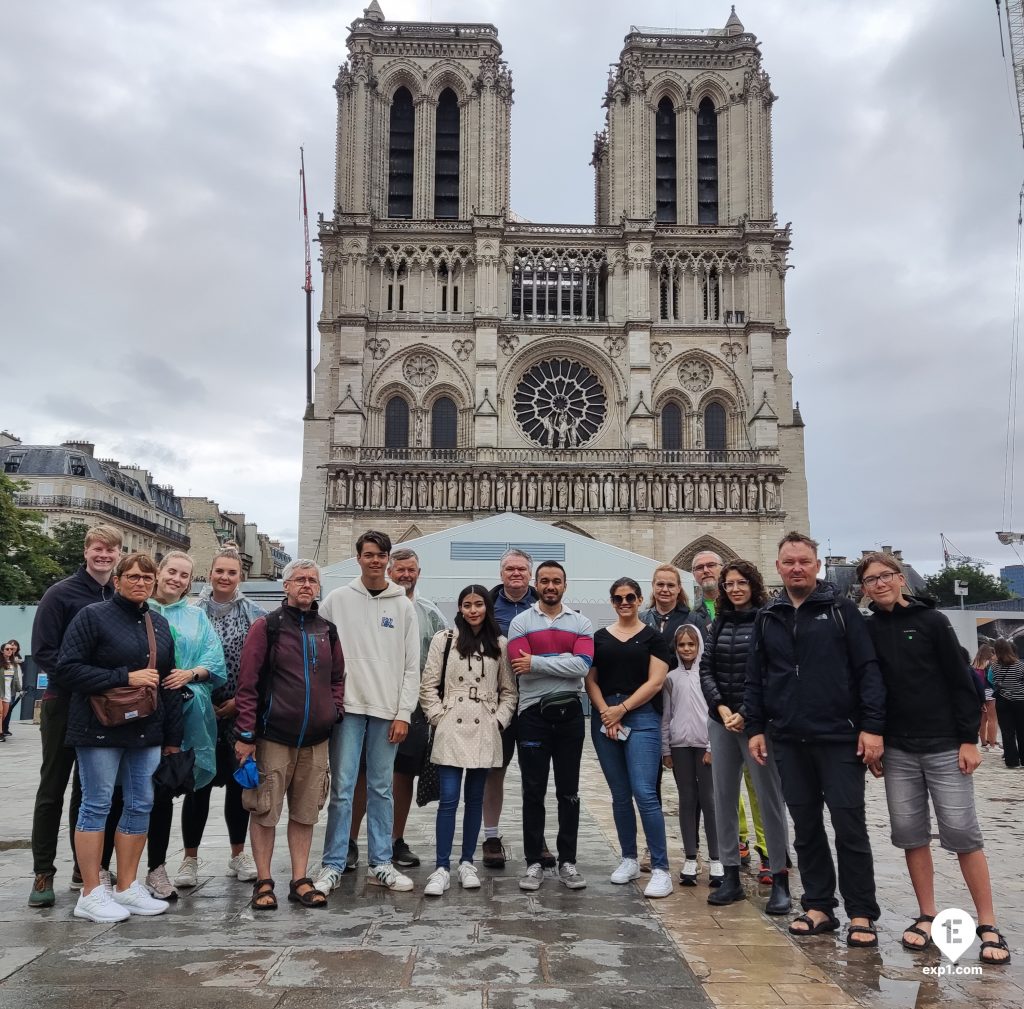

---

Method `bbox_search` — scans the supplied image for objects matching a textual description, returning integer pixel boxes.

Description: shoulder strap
[144,612,158,669]
[258,608,287,699]
[439,630,454,696]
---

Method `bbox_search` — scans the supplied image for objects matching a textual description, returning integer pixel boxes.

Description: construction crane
[994,4,1024,556]
[941,534,989,569]
[300,146,315,421]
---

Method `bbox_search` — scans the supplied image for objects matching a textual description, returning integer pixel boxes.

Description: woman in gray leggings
[699,560,791,914]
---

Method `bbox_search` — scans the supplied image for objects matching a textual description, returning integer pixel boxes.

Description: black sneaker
[392,837,421,868]
[344,838,359,874]
[540,845,556,869]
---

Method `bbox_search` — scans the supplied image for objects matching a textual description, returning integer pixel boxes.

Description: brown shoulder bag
[89,612,159,728]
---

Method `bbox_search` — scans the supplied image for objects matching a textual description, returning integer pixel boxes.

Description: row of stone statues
[331,469,781,514]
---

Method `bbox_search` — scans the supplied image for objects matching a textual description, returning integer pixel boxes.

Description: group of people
[18,523,1012,965]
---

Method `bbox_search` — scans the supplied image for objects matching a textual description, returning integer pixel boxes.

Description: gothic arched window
[655,97,677,224]
[431,396,457,450]
[661,402,683,451]
[434,88,460,219]
[388,87,414,219]
[384,396,410,449]
[705,401,727,457]
[696,97,718,225]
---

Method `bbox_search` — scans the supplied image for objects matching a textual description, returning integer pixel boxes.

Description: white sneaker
[368,862,414,891]
[314,865,345,896]
[519,862,544,891]
[558,862,587,890]
[112,881,170,916]
[457,862,481,889]
[174,856,199,888]
[644,868,674,898]
[145,864,177,901]
[424,867,450,896]
[610,857,641,884]
[226,852,258,882]
[74,887,130,923]
[680,858,698,886]
[708,859,725,887]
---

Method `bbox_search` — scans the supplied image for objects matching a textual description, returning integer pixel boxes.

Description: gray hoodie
[320,578,420,722]
[661,631,709,754]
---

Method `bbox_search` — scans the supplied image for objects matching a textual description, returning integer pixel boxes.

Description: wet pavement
[1,724,1022,1008]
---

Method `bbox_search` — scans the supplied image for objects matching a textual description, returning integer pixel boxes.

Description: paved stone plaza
[1,725,1023,1008]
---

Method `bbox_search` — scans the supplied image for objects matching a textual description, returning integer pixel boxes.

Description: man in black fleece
[746,532,885,947]
[859,552,1010,965]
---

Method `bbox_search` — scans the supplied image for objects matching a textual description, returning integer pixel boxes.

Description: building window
[388,87,414,219]
[697,97,718,225]
[702,268,721,321]
[705,402,727,457]
[384,396,409,449]
[434,88,460,219]
[511,249,606,322]
[431,397,457,450]
[659,264,679,322]
[655,97,677,224]
[661,402,683,451]
[3,452,23,473]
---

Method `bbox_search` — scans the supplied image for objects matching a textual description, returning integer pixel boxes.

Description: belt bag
[90,612,159,728]
[539,691,581,724]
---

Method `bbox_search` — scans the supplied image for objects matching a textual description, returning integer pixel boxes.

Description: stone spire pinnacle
[725,6,744,35]
[364,1,384,22]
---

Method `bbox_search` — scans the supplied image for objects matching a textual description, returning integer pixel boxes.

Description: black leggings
[181,777,250,849]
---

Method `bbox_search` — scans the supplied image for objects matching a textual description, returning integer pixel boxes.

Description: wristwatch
[235,729,255,743]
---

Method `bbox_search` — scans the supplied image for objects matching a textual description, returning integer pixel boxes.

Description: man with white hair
[234,559,345,910]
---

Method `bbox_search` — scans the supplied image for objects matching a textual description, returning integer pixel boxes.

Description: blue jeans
[435,765,488,870]
[323,714,398,869]
[590,698,668,870]
[75,745,161,835]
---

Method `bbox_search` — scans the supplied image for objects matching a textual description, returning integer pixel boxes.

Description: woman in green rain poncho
[143,551,226,900]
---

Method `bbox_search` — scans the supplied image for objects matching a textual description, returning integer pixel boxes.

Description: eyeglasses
[122,574,155,585]
[723,580,749,591]
[692,562,720,572]
[287,577,320,586]
[611,593,638,605]
[862,570,899,589]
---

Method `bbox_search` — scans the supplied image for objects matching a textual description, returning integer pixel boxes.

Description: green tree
[0,473,62,602]
[923,562,1012,607]
[48,520,90,577]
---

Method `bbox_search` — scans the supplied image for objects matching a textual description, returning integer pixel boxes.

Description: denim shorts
[75,745,161,835]
[883,747,984,853]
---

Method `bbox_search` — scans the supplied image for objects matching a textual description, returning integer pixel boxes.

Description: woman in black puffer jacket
[700,559,791,914]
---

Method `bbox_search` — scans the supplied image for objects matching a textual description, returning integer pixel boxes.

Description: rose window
[514,359,606,448]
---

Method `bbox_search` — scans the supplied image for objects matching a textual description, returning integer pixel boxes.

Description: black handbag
[416,632,454,807]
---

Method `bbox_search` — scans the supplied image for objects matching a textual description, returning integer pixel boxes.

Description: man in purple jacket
[234,559,345,910]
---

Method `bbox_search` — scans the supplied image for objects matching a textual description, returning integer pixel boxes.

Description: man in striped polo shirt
[506,560,595,892]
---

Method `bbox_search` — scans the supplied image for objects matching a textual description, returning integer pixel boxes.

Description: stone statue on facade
[617,475,630,511]
[416,474,429,511]
[463,473,474,511]
[651,474,663,511]
[495,475,507,511]
[432,474,445,510]
[447,474,460,510]
[682,477,693,512]
[386,473,397,509]
[713,479,725,512]
[764,478,778,512]
[635,476,648,511]
[729,478,741,512]
[746,477,758,512]
[400,474,413,510]
[370,473,383,510]
[698,479,711,512]
[541,475,554,510]
[510,474,522,511]
[603,474,615,511]
[557,474,569,510]
[573,474,585,511]
[354,475,365,509]
[478,474,491,511]
[588,474,601,511]
[667,476,679,511]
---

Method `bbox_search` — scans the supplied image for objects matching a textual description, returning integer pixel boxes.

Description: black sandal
[976,924,1012,965]
[788,912,840,936]
[288,877,328,908]
[901,914,934,951]
[847,921,879,948]
[251,877,277,911]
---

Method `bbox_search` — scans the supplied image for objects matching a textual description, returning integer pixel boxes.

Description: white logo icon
[932,908,976,964]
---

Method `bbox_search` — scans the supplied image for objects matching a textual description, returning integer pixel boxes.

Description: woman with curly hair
[700,559,791,914]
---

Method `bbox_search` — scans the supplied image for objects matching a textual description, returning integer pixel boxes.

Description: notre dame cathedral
[298,3,809,573]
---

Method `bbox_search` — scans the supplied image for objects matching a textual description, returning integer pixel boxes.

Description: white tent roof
[319,514,696,624]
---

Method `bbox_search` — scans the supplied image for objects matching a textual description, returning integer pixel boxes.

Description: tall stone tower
[299,5,808,574]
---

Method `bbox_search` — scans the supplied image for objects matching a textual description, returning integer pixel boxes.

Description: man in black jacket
[746,532,885,947]
[28,524,123,909]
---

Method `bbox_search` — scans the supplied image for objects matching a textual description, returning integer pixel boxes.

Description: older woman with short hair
[57,552,183,922]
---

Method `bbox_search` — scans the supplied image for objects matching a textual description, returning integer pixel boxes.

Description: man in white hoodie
[314,530,420,894]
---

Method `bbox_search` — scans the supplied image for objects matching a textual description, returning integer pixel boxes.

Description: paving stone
[412,943,544,986]
[266,946,412,987]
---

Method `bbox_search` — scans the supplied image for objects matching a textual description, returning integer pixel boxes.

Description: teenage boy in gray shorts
[860,551,1010,965]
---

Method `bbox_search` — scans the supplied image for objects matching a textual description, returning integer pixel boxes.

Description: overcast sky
[2,0,1021,577]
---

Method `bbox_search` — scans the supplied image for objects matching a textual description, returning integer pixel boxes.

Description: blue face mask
[233,755,259,789]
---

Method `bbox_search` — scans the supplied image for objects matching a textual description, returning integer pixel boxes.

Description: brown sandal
[251,877,277,911]
[288,877,327,908]
[976,924,1011,965]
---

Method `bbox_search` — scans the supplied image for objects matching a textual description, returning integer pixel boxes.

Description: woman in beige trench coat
[419,584,517,896]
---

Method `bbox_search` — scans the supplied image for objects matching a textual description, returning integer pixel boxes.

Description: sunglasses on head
[611,592,638,605]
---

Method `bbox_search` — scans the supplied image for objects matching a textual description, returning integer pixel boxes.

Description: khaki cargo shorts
[243,739,330,828]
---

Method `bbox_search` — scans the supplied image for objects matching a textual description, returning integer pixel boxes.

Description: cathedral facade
[298,3,809,573]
